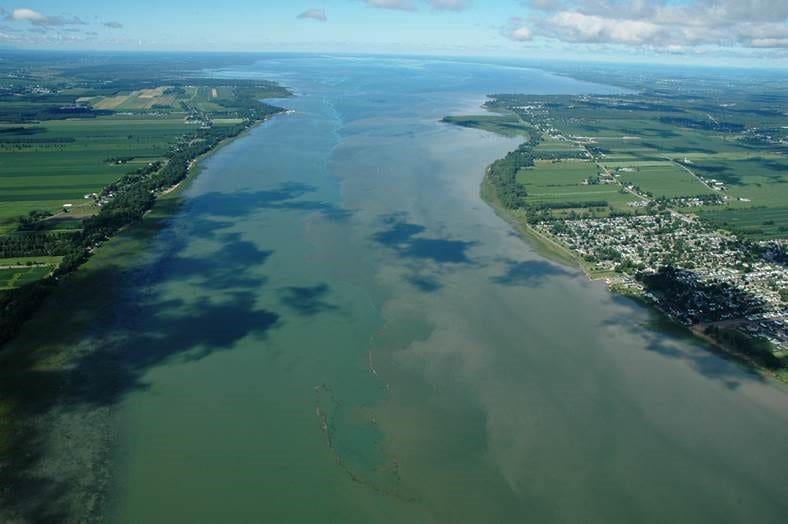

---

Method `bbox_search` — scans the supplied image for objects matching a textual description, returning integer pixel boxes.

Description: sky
[0,1,786,66]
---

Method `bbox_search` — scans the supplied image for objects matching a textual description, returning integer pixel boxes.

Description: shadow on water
[372,213,476,265]
[0,181,350,521]
[184,183,354,223]
[491,258,575,287]
[371,213,478,293]
[0,265,283,521]
[153,232,273,290]
[602,295,765,391]
[278,284,338,316]
[406,274,442,293]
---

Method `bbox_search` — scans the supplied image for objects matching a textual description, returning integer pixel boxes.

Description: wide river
[100,56,788,522]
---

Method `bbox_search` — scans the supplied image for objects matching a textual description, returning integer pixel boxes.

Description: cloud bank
[8,8,86,27]
[508,0,788,49]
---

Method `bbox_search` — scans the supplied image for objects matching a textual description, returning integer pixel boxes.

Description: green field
[85,83,279,114]
[0,266,54,290]
[449,89,788,239]
[87,86,177,110]
[126,84,286,115]
[678,154,788,237]
[612,162,713,198]
[533,137,586,159]
[0,54,290,291]
[0,256,62,266]
[0,115,194,233]
[691,155,788,191]
[700,206,788,239]
[518,160,639,213]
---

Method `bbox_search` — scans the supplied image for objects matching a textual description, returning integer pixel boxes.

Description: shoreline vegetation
[0,143,234,518]
[0,55,786,519]
[481,154,788,384]
[0,108,289,522]
[0,109,288,348]
[0,67,291,348]
[446,75,788,384]
[0,53,292,519]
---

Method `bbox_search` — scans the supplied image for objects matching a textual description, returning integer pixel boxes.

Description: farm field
[533,137,586,159]
[0,266,54,290]
[518,160,639,214]
[612,162,712,198]
[84,83,286,116]
[0,256,62,266]
[0,115,194,233]
[185,85,241,112]
[564,120,754,155]
[453,88,788,239]
[0,54,289,291]
[700,206,788,240]
[87,86,178,110]
[690,155,788,189]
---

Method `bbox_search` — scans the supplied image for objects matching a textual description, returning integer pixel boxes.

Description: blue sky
[0,1,786,66]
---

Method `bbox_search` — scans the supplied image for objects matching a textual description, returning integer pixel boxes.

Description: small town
[534,213,788,350]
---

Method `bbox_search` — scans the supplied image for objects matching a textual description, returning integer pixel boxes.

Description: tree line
[0,106,284,348]
[487,133,540,209]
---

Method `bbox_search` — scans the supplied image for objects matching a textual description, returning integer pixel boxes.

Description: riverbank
[0,109,287,521]
[481,174,620,282]
[480,174,576,267]
[479,170,788,385]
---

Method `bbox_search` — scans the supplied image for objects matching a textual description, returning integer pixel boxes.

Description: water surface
[106,56,788,522]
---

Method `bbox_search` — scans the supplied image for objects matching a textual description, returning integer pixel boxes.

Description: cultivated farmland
[0,54,289,290]
[0,115,194,233]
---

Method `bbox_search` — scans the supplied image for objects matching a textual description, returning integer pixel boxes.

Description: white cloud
[507,0,788,48]
[547,11,664,45]
[511,26,533,41]
[749,38,788,47]
[505,17,534,41]
[10,8,47,23]
[9,8,86,27]
[297,9,328,22]
[104,21,123,29]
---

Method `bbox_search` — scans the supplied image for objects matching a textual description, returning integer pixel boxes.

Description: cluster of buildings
[491,94,788,355]
[535,213,787,349]
[663,195,725,208]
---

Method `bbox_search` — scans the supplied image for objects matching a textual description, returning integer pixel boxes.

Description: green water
[99,57,788,522]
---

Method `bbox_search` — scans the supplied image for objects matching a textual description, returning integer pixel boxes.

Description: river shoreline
[0,110,287,522]
[3,56,788,521]
[479,171,788,385]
